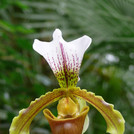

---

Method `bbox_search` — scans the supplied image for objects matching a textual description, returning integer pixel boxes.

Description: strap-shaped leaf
[69,88,125,134]
[9,88,66,134]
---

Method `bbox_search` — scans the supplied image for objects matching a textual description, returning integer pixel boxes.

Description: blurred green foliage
[0,0,134,133]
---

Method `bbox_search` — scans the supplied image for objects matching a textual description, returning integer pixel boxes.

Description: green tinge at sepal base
[9,88,66,134]
[68,87,125,134]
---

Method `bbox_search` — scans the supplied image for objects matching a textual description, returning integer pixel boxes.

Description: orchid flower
[9,29,125,134]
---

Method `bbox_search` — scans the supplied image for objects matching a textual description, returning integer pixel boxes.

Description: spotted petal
[68,87,125,134]
[9,88,66,134]
[33,29,92,88]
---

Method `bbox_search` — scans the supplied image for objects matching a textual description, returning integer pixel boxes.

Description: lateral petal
[9,88,66,134]
[68,88,125,134]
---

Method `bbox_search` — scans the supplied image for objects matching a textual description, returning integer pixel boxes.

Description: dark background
[0,0,134,133]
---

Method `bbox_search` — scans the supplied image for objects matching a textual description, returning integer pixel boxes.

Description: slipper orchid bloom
[10,29,125,134]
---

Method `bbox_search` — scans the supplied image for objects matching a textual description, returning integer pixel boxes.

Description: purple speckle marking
[59,42,69,87]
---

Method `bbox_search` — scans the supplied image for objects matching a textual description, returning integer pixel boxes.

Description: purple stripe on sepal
[33,29,92,88]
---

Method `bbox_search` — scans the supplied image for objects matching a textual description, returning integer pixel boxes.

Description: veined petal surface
[9,88,66,134]
[33,29,92,88]
[68,88,125,134]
